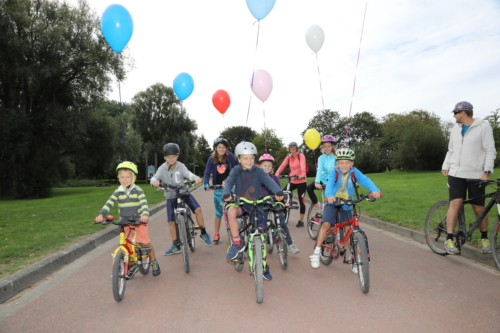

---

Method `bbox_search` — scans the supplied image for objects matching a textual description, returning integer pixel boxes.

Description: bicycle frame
[460,189,500,242]
[112,227,139,272]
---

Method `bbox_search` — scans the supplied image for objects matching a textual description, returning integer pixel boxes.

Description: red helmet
[258,153,275,164]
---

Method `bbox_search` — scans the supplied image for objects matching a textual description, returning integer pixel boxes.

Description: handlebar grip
[369,193,383,198]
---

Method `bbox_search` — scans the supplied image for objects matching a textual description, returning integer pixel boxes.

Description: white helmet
[234,141,257,157]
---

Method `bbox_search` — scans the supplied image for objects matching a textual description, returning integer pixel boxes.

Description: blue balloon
[101,4,133,53]
[246,0,276,21]
[173,73,194,101]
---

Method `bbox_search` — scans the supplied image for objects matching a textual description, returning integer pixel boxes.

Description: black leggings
[284,182,307,215]
[306,180,324,205]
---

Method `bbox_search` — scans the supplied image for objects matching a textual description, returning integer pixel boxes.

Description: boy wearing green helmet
[309,148,381,273]
[95,161,161,278]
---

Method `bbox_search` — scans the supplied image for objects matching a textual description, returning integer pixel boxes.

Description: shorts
[320,204,353,225]
[124,223,151,244]
[166,194,201,222]
[241,203,266,229]
[448,175,485,206]
[213,188,223,219]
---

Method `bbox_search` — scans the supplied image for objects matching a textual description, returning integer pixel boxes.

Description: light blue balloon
[101,4,134,53]
[246,0,276,21]
[173,73,194,101]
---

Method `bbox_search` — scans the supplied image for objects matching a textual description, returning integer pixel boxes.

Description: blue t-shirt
[462,125,471,137]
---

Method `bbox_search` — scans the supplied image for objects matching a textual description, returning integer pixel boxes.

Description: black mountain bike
[264,200,289,270]
[278,175,300,224]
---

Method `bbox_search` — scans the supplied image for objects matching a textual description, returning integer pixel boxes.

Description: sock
[233,237,241,246]
[314,246,321,255]
[446,233,454,241]
[481,231,488,239]
[200,227,207,234]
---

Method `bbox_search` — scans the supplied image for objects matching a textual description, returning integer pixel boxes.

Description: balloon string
[345,1,368,142]
[315,53,325,110]
[116,52,126,160]
[223,113,226,137]
[245,20,261,137]
[177,102,183,144]
[263,103,268,154]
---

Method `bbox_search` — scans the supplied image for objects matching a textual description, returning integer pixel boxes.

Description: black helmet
[163,143,180,156]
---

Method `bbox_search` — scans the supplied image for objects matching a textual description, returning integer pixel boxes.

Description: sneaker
[200,233,213,246]
[151,260,161,277]
[263,265,272,280]
[310,253,320,269]
[226,242,245,260]
[288,244,300,254]
[213,234,220,245]
[163,244,181,255]
[126,264,139,280]
[444,239,460,254]
[481,238,492,253]
[296,220,304,227]
[351,264,358,274]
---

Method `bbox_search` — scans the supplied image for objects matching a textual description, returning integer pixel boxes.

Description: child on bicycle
[309,148,381,273]
[223,142,284,280]
[258,153,300,254]
[203,138,238,245]
[151,143,212,255]
[306,135,336,209]
[95,161,161,279]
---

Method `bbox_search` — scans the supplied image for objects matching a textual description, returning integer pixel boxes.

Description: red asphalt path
[1,187,499,332]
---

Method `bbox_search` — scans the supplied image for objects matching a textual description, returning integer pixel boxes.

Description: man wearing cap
[442,101,496,254]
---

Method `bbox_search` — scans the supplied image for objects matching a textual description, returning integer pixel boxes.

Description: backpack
[297,154,310,174]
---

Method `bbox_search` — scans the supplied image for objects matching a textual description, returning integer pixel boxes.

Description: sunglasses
[452,110,463,115]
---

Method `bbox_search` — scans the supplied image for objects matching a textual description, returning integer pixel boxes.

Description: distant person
[203,138,237,245]
[95,162,161,278]
[441,101,496,254]
[151,143,212,255]
[275,142,307,227]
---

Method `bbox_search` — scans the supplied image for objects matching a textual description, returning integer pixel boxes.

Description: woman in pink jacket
[275,142,308,227]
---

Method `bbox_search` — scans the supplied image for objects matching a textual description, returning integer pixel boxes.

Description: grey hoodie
[150,161,199,199]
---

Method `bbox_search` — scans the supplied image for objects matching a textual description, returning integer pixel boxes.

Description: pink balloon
[250,69,273,102]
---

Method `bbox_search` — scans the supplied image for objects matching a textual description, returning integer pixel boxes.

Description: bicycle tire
[491,217,500,271]
[137,247,151,275]
[178,213,190,273]
[306,204,321,240]
[353,232,370,293]
[187,214,195,252]
[266,212,274,254]
[277,230,288,270]
[425,200,464,255]
[253,236,264,304]
[320,239,333,266]
[112,251,126,302]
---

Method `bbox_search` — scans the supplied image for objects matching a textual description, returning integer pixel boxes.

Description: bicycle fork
[248,233,267,273]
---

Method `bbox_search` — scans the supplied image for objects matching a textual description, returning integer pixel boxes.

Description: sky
[69,0,500,147]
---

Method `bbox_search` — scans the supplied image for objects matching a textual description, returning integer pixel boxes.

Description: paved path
[1,188,499,332]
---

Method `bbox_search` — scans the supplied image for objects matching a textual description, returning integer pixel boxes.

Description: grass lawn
[0,182,166,279]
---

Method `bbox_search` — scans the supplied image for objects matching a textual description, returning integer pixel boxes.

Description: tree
[0,0,128,197]
[218,126,257,154]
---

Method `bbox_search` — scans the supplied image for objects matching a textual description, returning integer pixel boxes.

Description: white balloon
[305,25,325,53]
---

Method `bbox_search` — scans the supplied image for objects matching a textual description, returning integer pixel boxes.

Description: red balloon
[212,89,230,114]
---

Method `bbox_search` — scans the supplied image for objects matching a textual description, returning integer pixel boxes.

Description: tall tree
[0,0,127,197]
[252,128,287,167]
[218,126,257,154]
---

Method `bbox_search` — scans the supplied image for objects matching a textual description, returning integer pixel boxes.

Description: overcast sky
[71,0,500,147]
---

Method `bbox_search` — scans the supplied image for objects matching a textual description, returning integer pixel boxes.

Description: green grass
[280,170,499,248]
[0,182,166,278]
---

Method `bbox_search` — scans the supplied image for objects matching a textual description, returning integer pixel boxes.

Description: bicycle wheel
[491,218,500,271]
[112,251,126,302]
[178,213,190,273]
[265,212,274,254]
[187,214,196,252]
[284,193,291,224]
[307,204,321,240]
[425,200,464,255]
[253,236,264,304]
[137,247,151,275]
[276,230,288,270]
[320,237,334,266]
[353,232,370,293]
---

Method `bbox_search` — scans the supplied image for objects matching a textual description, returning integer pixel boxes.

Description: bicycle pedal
[194,226,202,230]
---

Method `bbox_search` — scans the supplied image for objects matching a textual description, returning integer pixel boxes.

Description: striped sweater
[98,184,149,222]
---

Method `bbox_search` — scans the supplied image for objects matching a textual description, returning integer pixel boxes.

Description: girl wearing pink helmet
[306,135,337,209]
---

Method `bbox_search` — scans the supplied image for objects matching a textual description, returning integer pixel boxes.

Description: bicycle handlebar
[94,216,147,226]
[206,184,224,190]
[278,175,300,179]
[467,178,500,185]
[323,193,382,206]
[159,180,196,191]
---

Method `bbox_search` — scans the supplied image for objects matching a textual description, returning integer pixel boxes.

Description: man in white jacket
[442,101,496,254]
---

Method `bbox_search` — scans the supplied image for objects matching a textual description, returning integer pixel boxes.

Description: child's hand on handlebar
[315,182,323,190]
[152,181,160,188]
[274,191,284,201]
[327,196,336,204]
[370,191,381,198]
[223,193,232,202]
[139,216,149,223]
[94,214,104,223]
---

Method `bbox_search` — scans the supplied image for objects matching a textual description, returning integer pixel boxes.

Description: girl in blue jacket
[203,138,237,245]
[309,147,381,273]
[306,135,337,209]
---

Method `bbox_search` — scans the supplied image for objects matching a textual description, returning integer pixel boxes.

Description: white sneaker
[288,244,300,254]
[351,264,358,274]
[310,254,320,269]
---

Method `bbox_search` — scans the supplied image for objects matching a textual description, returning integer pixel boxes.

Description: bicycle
[306,184,326,240]
[94,216,152,302]
[425,178,499,269]
[319,194,378,294]
[161,180,198,273]
[263,199,292,270]
[224,196,270,303]
[277,175,301,224]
